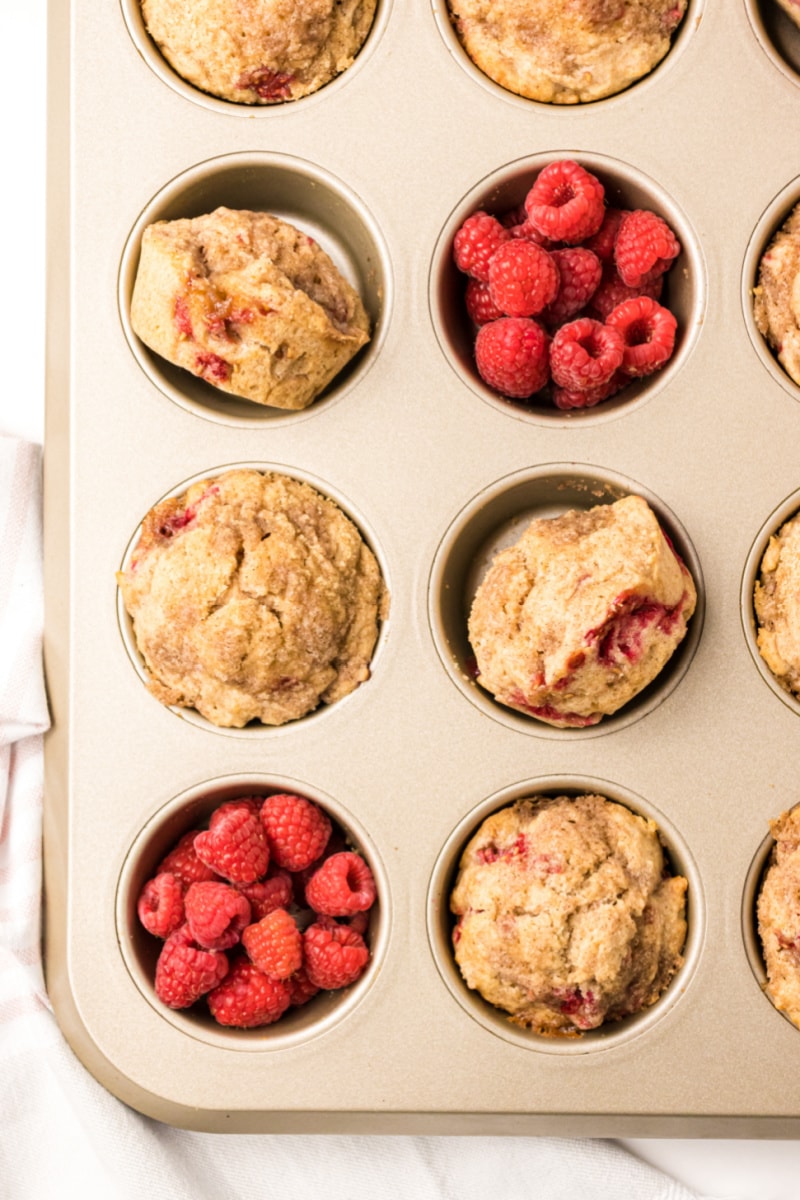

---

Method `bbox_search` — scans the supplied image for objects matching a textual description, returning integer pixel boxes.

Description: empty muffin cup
[428,463,704,738]
[427,775,701,1054]
[117,774,389,1049]
[429,150,704,424]
[116,462,390,736]
[118,152,391,425]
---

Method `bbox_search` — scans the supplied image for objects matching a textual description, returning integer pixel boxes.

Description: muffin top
[467,494,697,726]
[117,469,388,727]
[758,807,800,1031]
[450,794,687,1035]
[141,0,377,103]
[446,0,687,104]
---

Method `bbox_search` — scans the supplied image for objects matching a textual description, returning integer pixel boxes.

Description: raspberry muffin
[117,469,388,727]
[467,494,697,727]
[446,0,688,104]
[757,807,800,1030]
[754,509,800,698]
[130,207,371,411]
[140,0,377,104]
[450,793,688,1035]
[753,201,800,387]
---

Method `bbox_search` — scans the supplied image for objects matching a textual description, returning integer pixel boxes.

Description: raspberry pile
[452,159,681,411]
[137,792,377,1028]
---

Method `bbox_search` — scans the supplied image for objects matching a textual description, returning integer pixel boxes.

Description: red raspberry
[552,371,628,411]
[287,965,320,1007]
[303,918,370,990]
[154,924,229,1009]
[583,207,625,262]
[194,802,270,884]
[155,830,218,888]
[184,879,251,950]
[605,296,677,376]
[137,872,185,939]
[207,957,291,1027]
[474,316,550,400]
[464,278,504,326]
[259,793,332,871]
[242,908,303,980]
[540,248,602,327]
[452,211,511,282]
[588,263,663,321]
[487,241,559,318]
[614,209,680,288]
[236,869,293,921]
[305,851,377,916]
[549,317,625,391]
[524,160,605,245]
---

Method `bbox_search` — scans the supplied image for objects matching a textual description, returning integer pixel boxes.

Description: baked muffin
[757,807,800,1030]
[754,509,800,698]
[130,207,371,411]
[450,794,687,1035]
[446,0,687,104]
[467,494,697,728]
[117,469,388,727]
[753,201,800,387]
[140,0,377,104]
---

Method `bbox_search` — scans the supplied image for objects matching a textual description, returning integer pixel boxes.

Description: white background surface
[4,4,800,1197]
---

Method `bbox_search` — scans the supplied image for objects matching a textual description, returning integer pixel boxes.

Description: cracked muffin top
[450,793,687,1035]
[117,468,388,727]
[467,494,697,728]
[130,207,371,411]
[446,0,688,104]
[140,0,377,104]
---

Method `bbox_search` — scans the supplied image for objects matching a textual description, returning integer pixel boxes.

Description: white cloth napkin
[0,433,702,1200]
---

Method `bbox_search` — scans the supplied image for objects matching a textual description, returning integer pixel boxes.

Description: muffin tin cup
[118,152,393,426]
[429,150,706,426]
[115,460,391,737]
[116,774,390,1051]
[45,0,800,1134]
[426,774,704,1057]
[740,485,800,719]
[428,462,705,738]
[119,0,392,114]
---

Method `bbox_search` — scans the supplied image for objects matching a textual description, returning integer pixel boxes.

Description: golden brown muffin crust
[450,794,687,1035]
[117,469,388,727]
[446,0,687,104]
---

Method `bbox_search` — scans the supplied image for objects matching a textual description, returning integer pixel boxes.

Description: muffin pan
[42,0,800,1133]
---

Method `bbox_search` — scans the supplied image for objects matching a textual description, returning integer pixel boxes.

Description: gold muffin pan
[43,0,800,1132]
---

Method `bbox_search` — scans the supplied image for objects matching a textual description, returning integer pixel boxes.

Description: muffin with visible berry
[140,0,376,104]
[130,207,371,410]
[137,792,378,1027]
[450,793,688,1035]
[753,200,800,388]
[452,160,681,411]
[446,0,687,104]
[117,468,388,727]
[757,806,800,1031]
[754,509,800,698]
[467,494,696,727]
